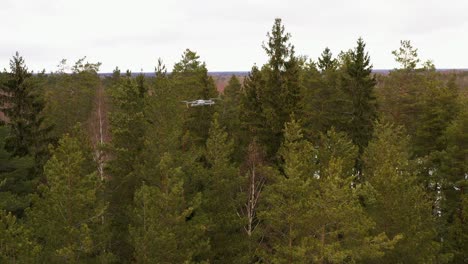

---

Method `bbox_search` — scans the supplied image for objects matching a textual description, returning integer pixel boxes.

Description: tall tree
[239,138,268,262]
[106,77,146,261]
[172,49,218,148]
[438,102,468,263]
[201,114,246,262]
[43,58,100,138]
[0,125,33,216]
[413,75,459,157]
[302,49,347,139]
[130,153,208,263]
[221,76,241,133]
[239,66,267,149]
[340,38,377,168]
[27,134,111,263]
[259,18,302,157]
[0,52,53,214]
[259,119,394,263]
[363,122,439,263]
[391,40,420,71]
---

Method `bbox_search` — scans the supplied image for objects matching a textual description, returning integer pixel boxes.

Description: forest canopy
[0,18,467,263]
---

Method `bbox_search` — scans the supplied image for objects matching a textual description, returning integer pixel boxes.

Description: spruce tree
[302,49,347,139]
[317,47,337,72]
[340,38,377,170]
[0,52,53,215]
[259,18,302,157]
[0,126,34,216]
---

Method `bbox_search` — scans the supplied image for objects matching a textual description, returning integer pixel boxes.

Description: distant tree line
[0,18,466,263]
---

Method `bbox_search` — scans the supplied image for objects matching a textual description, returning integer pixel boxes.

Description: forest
[0,18,467,263]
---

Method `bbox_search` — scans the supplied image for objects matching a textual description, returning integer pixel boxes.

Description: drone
[181,98,219,107]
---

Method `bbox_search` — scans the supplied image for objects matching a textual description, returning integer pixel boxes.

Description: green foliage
[241,18,302,159]
[0,52,53,163]
[261,18,302,157]
[43,58,100,138]
[106,76,147,261]
[0,210,40,263]
[0,52,53,215]
[172,49,218,148]
[201,114,246,262]
[27,134,111,263]
[260,119,394,263]
[0,125,34,215]
[363,122,439,263]
[340,38,377,169]
[318,128,359,177]
[71,56,102,74]
[239,66,267,147]
[392,40,420,70]
[130,158,207,263]
[317,47,338,72]
[413,74,459,157]
[220,75,243,160]
[438,102,468,263]
[0,18,465,263]
[302,51,348,140]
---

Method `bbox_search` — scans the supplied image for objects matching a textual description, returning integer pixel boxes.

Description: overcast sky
[1,0,467,72]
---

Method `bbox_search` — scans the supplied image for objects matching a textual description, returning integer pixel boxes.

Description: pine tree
[239,65,267,149]
[43,57,100,138]
[172,49,218,148]
[318,128,359,178]
[138,59,185,182]
[202,114,246,262]
[363,122,438,263]
[106,77,146,261]
[413,75,459,157]
[438,102,468,263]
[220,75,242,157]
[27,134,111,263]
[130,153,208,263]
[0,210,40,263]
[391,40,420,71]
[260,119,394,263]
[340,38,377,170]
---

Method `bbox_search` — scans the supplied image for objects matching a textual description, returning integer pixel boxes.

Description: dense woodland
[0,18,467,263]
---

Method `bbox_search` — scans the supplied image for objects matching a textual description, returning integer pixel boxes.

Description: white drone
[181,99,218,107]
